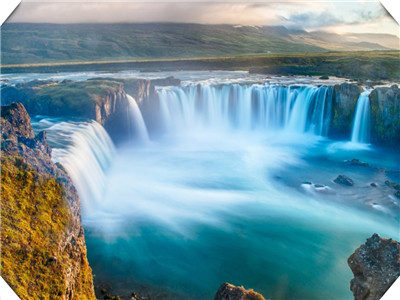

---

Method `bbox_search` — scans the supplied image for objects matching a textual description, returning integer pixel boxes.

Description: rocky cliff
[369,85,400,149]
[1,103,95,299]
[0,78,159,144]
[2,78,399,149]
[348,233,400,300]
[329,83,362,139]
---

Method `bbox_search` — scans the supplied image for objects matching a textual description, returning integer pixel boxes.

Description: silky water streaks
[155,84,333,136]
[351,89,371,144]
[44,120,116,214]
[29,78,398,300]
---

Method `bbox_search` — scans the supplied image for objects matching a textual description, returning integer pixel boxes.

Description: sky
[5,0,400,35]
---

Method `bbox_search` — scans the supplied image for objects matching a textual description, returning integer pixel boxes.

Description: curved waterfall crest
[156,83,333,136]
[126,94,150,143]
[51,121,116,213]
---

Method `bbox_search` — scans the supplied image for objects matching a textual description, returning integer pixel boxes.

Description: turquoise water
[23,71,399,299]
[83,131,399,299]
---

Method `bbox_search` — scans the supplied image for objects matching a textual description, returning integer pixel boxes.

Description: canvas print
[1,1,399,299]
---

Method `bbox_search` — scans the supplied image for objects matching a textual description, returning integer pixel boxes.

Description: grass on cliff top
[33,79,123,105]
[5,79,124,118]
[2,50,398,68]
[2,50,399,81]
[0,155,93,299]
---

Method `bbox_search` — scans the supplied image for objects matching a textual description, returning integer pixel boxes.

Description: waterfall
[126,94,150,143]
[156,84,332,136]
[351,90,371,144]
[50,121,116,213]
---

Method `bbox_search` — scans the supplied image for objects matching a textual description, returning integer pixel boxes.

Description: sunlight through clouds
[5,0,399,35]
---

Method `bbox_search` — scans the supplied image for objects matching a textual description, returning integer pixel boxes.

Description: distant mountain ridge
[1,23,398,65]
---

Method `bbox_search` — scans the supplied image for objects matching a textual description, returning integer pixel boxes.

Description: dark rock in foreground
[214,283,265,300]
[348,233,400,300]
[334,175,354,186]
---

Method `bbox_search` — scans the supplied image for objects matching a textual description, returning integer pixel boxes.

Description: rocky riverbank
[1,103,95,299]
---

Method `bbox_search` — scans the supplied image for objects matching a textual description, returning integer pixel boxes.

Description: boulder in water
[348,233,400,300]
[214,283,265,300]
[385,180,400,191]
[349,159,369,167]
[334,175,354,186]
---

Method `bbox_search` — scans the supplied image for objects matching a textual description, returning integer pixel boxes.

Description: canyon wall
[1,79,399,149]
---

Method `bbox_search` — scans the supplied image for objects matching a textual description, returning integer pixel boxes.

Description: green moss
[1,155,94,299]
[3,79,123,119]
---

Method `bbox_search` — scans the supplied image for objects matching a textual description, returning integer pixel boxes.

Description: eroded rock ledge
[1,103,95,299]
[1,79,399,149]
[348,233,400,300]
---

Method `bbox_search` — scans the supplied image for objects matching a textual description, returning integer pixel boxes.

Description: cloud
[283,2,392,30]
[5,1,398,35]
[284,12,342,29]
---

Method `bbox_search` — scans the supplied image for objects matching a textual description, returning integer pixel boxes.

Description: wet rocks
[385,180,400,199]
[385,180,400,191]
[334,175,354,186]
[214,283,265,300]
[348,233,400,300]
[349,159,369,167]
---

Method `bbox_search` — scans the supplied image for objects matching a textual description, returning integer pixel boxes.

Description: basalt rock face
[214,283,265,300]
[1,103,95,299]
[369,86,400,150]
[348,234,400,300]
[330,83,362,139]
[0,78,159,143]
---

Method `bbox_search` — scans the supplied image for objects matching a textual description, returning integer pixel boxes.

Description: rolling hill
[1,23,398,65]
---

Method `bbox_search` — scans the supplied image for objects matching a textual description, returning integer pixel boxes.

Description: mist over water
[27,73,399,300]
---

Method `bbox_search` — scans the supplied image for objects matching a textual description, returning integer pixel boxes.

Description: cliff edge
[1,103,95,299]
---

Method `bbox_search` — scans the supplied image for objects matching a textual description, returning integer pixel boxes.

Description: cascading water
[156,84,332,136]
[126,94,150,143]
[27,77,398,300]
[351,90,371,144]
[49,121,116,214]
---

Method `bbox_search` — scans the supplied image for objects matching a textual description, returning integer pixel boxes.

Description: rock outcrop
[330,83,362,138]
[0,78,159,144]
[369,85,400,149]
[214,283,265,300]
[334,175,354,186]
[1,103,95,299]
[348,233,400,300]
